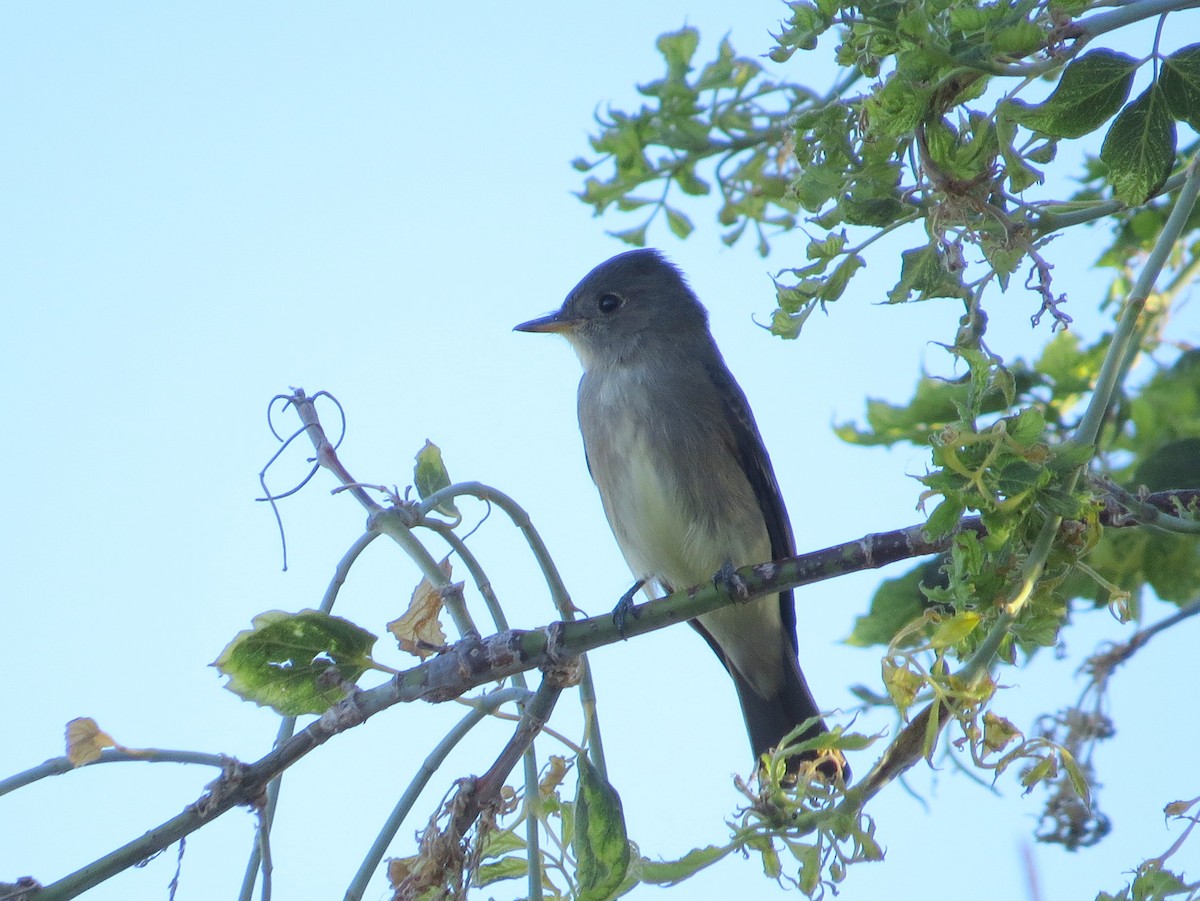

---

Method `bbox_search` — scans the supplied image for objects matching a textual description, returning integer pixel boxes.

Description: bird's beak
[513,310,576,334]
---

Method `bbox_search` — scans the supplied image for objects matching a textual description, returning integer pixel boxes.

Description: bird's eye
[597,293,623,313]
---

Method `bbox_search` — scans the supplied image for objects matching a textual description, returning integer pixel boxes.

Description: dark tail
[731,652,848,781]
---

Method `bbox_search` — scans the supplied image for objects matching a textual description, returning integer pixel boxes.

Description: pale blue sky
[3,4,1198,900]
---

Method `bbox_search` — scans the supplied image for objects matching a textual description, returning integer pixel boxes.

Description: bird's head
[514,249,709,369]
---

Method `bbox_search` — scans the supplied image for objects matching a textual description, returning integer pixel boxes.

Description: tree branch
[24,487,1197,899]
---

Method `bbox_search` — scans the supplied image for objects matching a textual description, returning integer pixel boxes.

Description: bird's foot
[713,561,750,601]
[611,579,646,639]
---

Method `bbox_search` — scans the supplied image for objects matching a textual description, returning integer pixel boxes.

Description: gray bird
[516,248,842,778]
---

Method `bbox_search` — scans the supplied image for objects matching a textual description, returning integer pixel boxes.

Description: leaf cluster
[846,332,1200,650]
[578,5,1200,333]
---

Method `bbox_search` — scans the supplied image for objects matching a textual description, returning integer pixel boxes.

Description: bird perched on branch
[516,249,845,780]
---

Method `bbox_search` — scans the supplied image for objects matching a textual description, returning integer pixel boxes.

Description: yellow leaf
[929,611,981,648]
[387,856,416,889]
[388,558,452,659]
[1164,797,1199,817]
[982,711,1021,755]
[65,717,124,766]
[540,755,570,796]
[882,658,925,715]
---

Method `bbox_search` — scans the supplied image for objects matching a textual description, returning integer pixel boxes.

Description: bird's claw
[714,561,750,601]
[612,579,645,639]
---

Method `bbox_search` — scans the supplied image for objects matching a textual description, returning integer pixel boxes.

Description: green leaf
[997,459,1045,497]
[981,711,1021,754]
[1100,84,1177,206]
[608,223,649,247]
[1048,441,1096,473]
[614,196,654,212]
[1125,867,1190,900]
[888,244,970,303]
[1008,406,1046,446]
[1058,748,1092,806]
[769,308,809,340]
[474,856,528,886]
[948,6,989,34]
[413,440,460,518]
[479,829,526,858]
[846,561,940,647]
[769,2,830,59]
[675,167,711,196]
[796,842,821,895]
[836,372,1008,447]
[1143,531,1200,604]
[1005,50,1138,139]
[840,193,906,227]
[819,252,865,302]
[213,610,377,715]
[656,27,700,79]
[665,205,694,239]
[1049,0,1088,15]
[926,497,966,538]
[1160,43,1200,130]
[639,846,733,885]
[806,231,847,261]
[1133,438,1200,491]
[996,114,1044,194]
[1037,330,1104,396]
[993,21,1042,57]
[574,755,631,901]
[864,72,932,140]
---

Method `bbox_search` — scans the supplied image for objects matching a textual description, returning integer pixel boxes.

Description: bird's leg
[713,560,751,601]
[611,578,646,639]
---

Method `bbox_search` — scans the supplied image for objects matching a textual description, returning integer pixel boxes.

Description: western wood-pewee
[516,249,841,777]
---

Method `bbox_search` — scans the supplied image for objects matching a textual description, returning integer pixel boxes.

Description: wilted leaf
[387,856,416,889]
[65,717,124,766]
[539,754,570,796]
[882,659,925,715]
[388,558,453,659]
[1164,797,1200,817]
[981,711,1021,755]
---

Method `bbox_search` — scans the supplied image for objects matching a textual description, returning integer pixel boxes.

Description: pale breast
[578,365,787,698]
